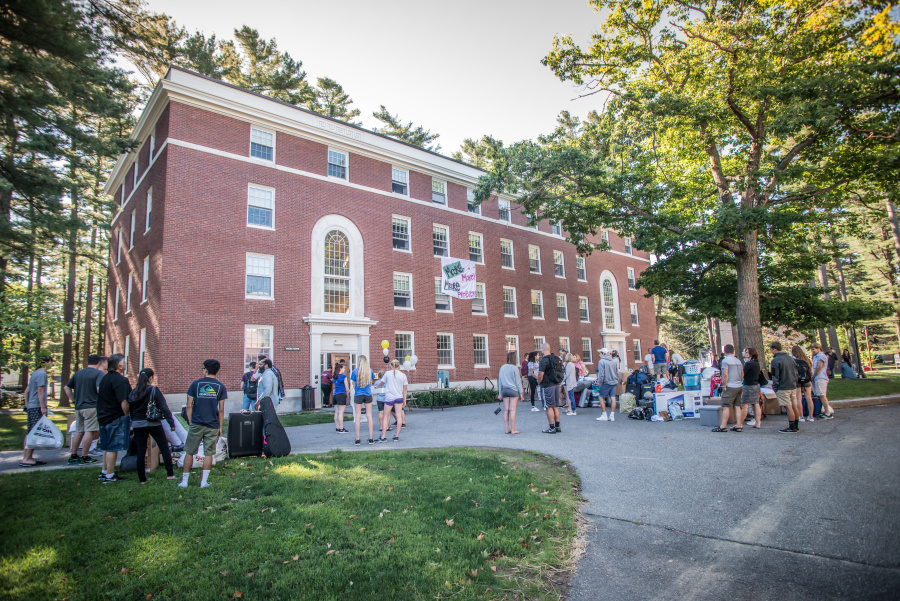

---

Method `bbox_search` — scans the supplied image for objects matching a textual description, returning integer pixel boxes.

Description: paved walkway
[3,401,900,599]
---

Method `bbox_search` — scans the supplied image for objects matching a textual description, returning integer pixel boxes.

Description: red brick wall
[278,130,327,175]
[349,153,391,192]
[169,102,251,157]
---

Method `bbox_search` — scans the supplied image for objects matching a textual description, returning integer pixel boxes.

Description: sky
[145,0,607,154]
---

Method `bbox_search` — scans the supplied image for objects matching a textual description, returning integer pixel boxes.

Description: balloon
[383,348,389,356]
[383,356,390,364]
[381,340,389,349]
[410,355,418,366]
[402,361,412,370]
[404,355,411,364]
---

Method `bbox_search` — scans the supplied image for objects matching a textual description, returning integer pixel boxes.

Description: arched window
[324,230,350,314]
[602,279,616,330]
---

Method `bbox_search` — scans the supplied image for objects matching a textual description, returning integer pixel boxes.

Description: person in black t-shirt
[179,359,228,489]
[63,354,107,465]
[96,354,132,483]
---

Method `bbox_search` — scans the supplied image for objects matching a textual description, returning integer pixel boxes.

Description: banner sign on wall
[440,257,477,300]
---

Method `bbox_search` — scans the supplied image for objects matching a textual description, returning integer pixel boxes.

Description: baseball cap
[599,347,610,354]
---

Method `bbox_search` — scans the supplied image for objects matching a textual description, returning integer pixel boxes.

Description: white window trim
[133,161,138,188]
[120,184,125,209]
[124,335,130,377]
[551,221,562,236]
[114,285,119,321]
[528,245,541,274]
[144,187,152,234]
[312,216,366,318]
[531,290,544,320]
[437,332,455,369]
[625,237,633,255]
[633,338,642,362]
[498,199,511,222]
[247,183,276,231]
[112,341,117,355]
[129,211,136,249]
[395,331,415,369]
[392,214,412,254]
[139,328,146,371]
[502,285,517,318]
[472,282,487,316]
[600,271,621,331]
[579,296,590,322]
[327,146,348,180]
[554,250,565,279]
[391,166,410,196]
[582,338,593,363]
[534,336,546,351]
[556,293,568,321]
[435,277,453,313]
[126,275,133,314]
[141,257,149,304]
[250,125,276,163]
[466,188,479,214]
[468,231,484,264]
[432,178,448,205]
[117,232,123,264]
[576,256,587,282]
[627,267,637,290]
[433,223,449,257]
[601,230,609,244]
[559,337,570,354]
[473,333,490,368]
[500,238,514,270]
[393,271,414,311]
[149,134,155,159]
[505,335,519,362]
[631,302,640,326]
[246,252,275,301]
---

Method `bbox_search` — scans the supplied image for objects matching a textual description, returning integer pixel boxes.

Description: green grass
[824,376,900,400]
[278,411,352,428]
[0,411,72,452]
[0,448,583,601]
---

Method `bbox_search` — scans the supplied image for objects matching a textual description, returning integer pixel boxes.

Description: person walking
[769,341,800,433]
[179,359,227,489]
[349,356,376,445]
[811,343,835,419]
[20,355,53,468]
[96,354,131,482]
[63,354,106,465]
[241,362,257,411]
[564,353,579,416]
[792,345,815,422]
[595,348,619,421]
[321,365,333,408]
[499,351,524,433]
[127,368,176,484]
[526,352,540,411]
[379,359,408,442]
[670,349,685,386]
[537,343,562,433]
[712,345,743,432]
[332,363,350,433]
[739,348,763,432]
[650,340,668,378]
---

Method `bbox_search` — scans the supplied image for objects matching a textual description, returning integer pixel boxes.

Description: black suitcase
[258,396,291,457]
[227,411,264,457]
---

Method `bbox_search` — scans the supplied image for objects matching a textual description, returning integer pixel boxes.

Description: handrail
[483,377,495,390]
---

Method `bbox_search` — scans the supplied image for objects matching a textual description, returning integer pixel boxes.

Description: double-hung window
[531,290,543,319]
[124,335,130,376]
[133,162,139,188]
[503,286,517,317]
[631,302,639,325]
[435,278,452,312]
[576,256,586,281]
[327,149,347,179]
[500,239,514,269]
[126,275,133,313]
[145,188,152,233]
[466,188,479,214]
[114,285,120,320]
[553,251,565,277]
[139,328,146,371]
[559,337,570,354]
[432,179,446,204]
[433,224,449,256]
[528,245,541,274]
[437,333,454,367]
[392,168,408,195]
[473,335,488,367]
[551,221,562,236]
[472,283,486,315]
[246,253,274,299]
[129,211,136,249]
[627,267,636,290]
[117,232,123,264]
[498,199,510,222]
[625,237,633,255]
[468,232,483,263]
[534,336,545,352]
[601,230,609,245]
[149,134,155,159]
[250,127,274,161]
[579,296,589,322]
[633,339,642,362]
[248,185,275,229]
[393,216,410,251]
[395,332,414,363]
[506,336,519,363]
[556,293,567,320]
[245,326,273,370]
[582,338,593,363]
[141,257,149,303]
[393,273,412,309]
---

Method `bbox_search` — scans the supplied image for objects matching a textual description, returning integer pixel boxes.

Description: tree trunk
[886,199,900,266]
[59,194,78,408]
[713,318,723,356]
[831,239,865,378]
[731,322,740,353]
[82,224,97,365]
[655,295,663,335]
[735,234,764,368]
[74,283,83,373]
[97,277,106,355]
[817,262,843,369]
[34,258,42,357]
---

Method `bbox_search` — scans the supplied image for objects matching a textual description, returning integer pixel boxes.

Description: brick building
[102,67,657,408]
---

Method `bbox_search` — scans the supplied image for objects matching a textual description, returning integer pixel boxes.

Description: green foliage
[415,387,498,407]
[451,135,504,169]
[372,105,441,152]
[0,449,582,601]
[0,285,69,373]
[307,77,361,123]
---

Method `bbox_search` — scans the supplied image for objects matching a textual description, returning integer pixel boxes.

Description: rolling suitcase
[227,411,263,457]
[258,396,291,458]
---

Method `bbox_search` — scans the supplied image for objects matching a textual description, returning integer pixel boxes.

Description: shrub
[415,387,497,407]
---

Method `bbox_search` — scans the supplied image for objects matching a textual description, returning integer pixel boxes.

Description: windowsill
[470,258,484,264]
[532,316,545,320]
[248,224,276,231]
[141,299,148,305]
[474,364,490,369]
[434,253,449,258]
[472,312,487,316]
[144,228,150,235]
[577,278,587,283]
[393,248,412,254]
[394,306,414,311]
[581,320,590,324]
[558,318,569,322]
[530,271,541,275]
[437,365,455,370]
[555,275,566,279]
[245,296,275,301]
[503,314,518,318]
[327,174,347,181]
[125,310,132,315]
[502,265,514,270]
[436,309,453,313]
[433,201,447,206]
[629,287,637,291]
[249,156,275,165]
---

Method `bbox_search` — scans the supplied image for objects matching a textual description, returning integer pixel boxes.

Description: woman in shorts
[740,347,762,431]
[498,351,524,433]
[349,356,375,445]
[332,363,349,433]
[379,359,408,442]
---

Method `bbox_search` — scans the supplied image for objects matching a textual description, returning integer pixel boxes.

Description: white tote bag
[25,415,64,450]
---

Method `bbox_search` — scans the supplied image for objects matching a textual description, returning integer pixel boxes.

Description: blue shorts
[383,398,403,406]
[99,416,131,453]
[597,383,617,398]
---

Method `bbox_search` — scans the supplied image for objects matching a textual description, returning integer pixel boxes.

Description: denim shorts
[99,416,131,453]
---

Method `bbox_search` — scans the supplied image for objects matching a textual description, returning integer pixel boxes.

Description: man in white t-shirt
[810,342,835,419]
[644,352,653,373]
[712,344,744,432]
[670,350,685,385]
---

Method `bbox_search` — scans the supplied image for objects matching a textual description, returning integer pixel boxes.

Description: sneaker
[200,482,210,489]
[355,439,361,446]
[565,411,575,416]
[779,426,798,433]
[368,439,374,445]
[392,436,399,441]
[89,448,104,456]
[170,445,184,453]
[339,428,350,433]
[596,414,609,421]
[610,414,615,422]
[68,455,81,465]
[555,426,562,433]
[103,473,126,483]
[378,437,387,443]
[805,417,814,422]
[542,427,557,434]
[177,481,188,488]
[80,456,98,464]
[531,406,539,412]
[819,413,833,420]
[98,472,107,481]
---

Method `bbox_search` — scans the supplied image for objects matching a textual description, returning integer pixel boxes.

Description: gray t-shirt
[26,369,48,409]
[721,355,744,388]
[66,367,105,410]
[812,352,829,381]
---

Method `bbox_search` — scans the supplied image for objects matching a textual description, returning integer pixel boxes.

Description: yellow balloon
[405,355,411,363]
[381,340,389,349]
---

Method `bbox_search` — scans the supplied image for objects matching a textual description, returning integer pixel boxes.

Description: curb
[830,394,900,409]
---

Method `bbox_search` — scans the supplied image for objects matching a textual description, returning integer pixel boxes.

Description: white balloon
[402,361,412,370]
[383,348,389,356]
[410,354,419,365]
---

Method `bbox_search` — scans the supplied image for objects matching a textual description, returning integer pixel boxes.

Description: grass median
[0,448,584,601]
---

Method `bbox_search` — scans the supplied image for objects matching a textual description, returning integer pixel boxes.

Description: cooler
[683,373,701,390]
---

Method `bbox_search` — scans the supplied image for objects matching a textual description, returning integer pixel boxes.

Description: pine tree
[372,106,441,152]
[308,77,361,123]
[451,136,503,169]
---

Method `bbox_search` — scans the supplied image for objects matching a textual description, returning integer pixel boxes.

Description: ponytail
[133,368,154,400]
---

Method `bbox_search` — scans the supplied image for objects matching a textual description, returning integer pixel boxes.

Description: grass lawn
[278,411,353,428]
[825,376,900,400]
[0,410,72,452]
[0,448,583,601]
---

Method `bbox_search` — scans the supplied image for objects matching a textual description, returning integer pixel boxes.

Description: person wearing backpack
[792,345,815,422]
[595,348,619,422]
[241,362,258,411]
[537,343,562,433]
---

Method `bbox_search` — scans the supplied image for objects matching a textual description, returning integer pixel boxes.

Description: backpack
[544,355,564,385]
[795,358,810,384]
[244,375,258,400]
[520,360,529,377]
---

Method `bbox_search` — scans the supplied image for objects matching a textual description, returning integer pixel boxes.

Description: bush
[415,387,497,407]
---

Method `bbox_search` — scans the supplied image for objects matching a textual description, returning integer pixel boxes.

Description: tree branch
[760,133,820,200]
[767,179,848,206]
